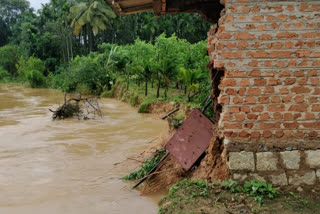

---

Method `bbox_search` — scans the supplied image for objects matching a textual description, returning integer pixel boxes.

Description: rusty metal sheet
[166,108,214,171]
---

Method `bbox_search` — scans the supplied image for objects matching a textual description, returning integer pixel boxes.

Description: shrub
[17,56,45,78]
[0,66,10,82]
[130,94,139,107]
[25,70,46,88]
[51,55,115,95]
[0,45,21,76]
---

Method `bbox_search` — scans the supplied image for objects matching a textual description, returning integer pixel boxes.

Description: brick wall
[208,0,320,185]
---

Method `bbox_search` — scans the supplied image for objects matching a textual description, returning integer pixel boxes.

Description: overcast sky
[29,0,50,11]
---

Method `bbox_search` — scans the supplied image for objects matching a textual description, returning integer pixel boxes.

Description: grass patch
[123,148,166,181]
[159,179,318,214]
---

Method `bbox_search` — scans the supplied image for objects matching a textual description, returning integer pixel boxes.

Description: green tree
[0,45,21,76]
[70,0,116,52]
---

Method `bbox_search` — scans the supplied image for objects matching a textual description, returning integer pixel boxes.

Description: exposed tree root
[49,94,102,120]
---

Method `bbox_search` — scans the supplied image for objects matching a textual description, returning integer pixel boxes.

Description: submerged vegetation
[123,148,166,181]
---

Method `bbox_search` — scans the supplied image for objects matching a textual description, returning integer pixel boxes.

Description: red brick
[279,70,290,77]
[260,113,270,120]
[291,86,311,94]
[234,32,255,40]
[247,114,258,120]
[268,78,282,86]
[219,33,232,39]
[246,51,267,58]
[284,113,293,120]
[219,96,230,104]
[294,95,304,103]
[226,71,246,77]
[251,131,260,138]
[312,105,320,112]
[280,88,289,94]
[296,50,310,57]
[224,123,242,129]
[248,60,258,67]
[229,106,240,113]
[268,104,285,112]
[238,88,246,96]
[220,79,237,87]
[244,123,254,129]
[311,5,320,11]
[252,15,263,22]
[241,106,250,113]
[233,97,243,104]
[225,15,234,22]
[240,79,250,86]
[284,122,299,129]
[275,131,284,138]
[309,131,318,137]
[285,78,296,85]
[294,113,302,120]
[238,41,249,49]
[309,97,318,103]
[252,6,260,12]
[302,33,320,38]
[226,88,237,95]
[239,131,250,138]
[248,70,261,76]
[235,114,245,121]
[265,86,275,93]
[260,122,281,130]
[302,122,320,129]
[269,51,292,58]
[254,78,266,86]
[294,71,304,77]
[286,5,295,11]
[271,96,281,103]
[245,97,256,104]
[310,78,320,85]
[223,113,233,121]
[221,51,243,59]
[299,3,309,11]
[258,96,269,104]
[248,88,261,95]
[252,105,264,112]
[282,95,292,103]
[306,113,315,120]
[273,112,282,120]
[296,131,305,138]
[276,32,298,39]
[288,104,309,112]
[259,34,272,40]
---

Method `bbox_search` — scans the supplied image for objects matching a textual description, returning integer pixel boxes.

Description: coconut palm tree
[70,0,116,52]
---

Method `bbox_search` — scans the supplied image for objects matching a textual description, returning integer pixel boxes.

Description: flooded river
[0,84,167,214]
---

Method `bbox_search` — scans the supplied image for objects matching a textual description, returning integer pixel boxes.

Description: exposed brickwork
[207,0,320,185]
[208,0,320,143]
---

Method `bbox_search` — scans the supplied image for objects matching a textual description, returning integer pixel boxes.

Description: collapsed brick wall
[208,0,320,186]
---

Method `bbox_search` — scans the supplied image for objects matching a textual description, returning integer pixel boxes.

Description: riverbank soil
[126,129,229,195]
[159,183,320,214]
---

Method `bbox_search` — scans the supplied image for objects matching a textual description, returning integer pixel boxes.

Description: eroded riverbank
[0,84,167,214]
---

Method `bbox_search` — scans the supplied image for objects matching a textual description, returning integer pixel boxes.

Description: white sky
[29,0,50,11]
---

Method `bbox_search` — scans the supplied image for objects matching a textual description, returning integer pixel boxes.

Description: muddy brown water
[0,84,167,214]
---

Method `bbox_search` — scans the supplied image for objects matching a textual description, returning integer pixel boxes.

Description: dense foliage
[0,0,212,108]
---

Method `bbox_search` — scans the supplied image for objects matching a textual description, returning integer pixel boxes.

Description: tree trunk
[176,82,179,89]
[145,75,148,96]
[184,85,187,95]
[156,77,161,98]
[126,75,129,91]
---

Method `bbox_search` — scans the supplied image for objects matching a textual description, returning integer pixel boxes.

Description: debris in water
[49,94,102,120]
